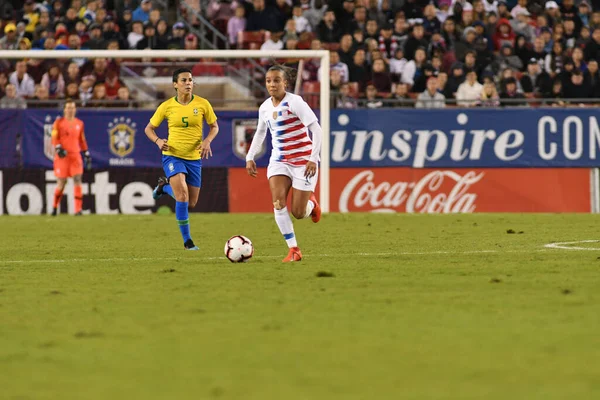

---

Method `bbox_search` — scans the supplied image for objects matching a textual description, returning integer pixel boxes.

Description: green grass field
[1,213,600,399]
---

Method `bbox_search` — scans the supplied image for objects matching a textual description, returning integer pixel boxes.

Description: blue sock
[176,201,191,243]
[163,184,175,199]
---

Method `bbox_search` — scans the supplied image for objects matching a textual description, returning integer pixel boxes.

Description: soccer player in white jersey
[245,65,323,262]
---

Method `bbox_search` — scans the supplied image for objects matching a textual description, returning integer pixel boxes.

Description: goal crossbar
[0,49,332,213]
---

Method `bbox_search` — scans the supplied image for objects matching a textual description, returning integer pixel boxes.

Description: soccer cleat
[282,247,302,262]
[152,176,169,199]
[309,192,321,223]
[74,211,83,216]
[51,208,57,216]
[184,239,199,251]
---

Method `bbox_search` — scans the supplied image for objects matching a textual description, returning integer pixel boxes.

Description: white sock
[304,200,315,219]
[274,207,297,248]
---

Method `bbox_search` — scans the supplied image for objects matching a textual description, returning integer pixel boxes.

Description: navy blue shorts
[162,155,202,188]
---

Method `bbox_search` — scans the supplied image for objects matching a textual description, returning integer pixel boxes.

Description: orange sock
[74,184,82,214]
[53,187,64,209]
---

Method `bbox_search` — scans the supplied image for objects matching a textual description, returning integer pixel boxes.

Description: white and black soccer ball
[224,235,254,263]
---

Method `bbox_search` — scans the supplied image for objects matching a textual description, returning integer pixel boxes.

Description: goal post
[1,49,331,213]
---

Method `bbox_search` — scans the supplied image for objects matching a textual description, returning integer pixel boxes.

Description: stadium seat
[322,43,340,51]
[238,31,265,49]
[302,81,320,109]
[191,62,225,76]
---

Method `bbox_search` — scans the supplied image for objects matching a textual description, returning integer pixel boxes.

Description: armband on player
[83,151,92,171]
[55,145,67,158]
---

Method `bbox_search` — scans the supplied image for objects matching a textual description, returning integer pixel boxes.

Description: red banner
[228,168,591,213]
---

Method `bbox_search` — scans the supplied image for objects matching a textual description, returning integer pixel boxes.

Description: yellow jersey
[149,95,217,160]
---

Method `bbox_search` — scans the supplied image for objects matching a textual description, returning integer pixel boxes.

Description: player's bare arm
[198,121,219,159]
[145,123,169,151]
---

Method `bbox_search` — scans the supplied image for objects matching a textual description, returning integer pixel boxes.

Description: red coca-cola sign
[331,168,591,213]
[228,167,591,213]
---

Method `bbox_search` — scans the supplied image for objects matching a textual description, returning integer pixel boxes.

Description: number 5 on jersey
[182,117,188,128]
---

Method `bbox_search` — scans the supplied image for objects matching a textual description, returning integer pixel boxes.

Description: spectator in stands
[83,58,111,83]
[41,64,65,99]
[115,86,136,108]
[337,0,356,34]
[168,22,187,49]
[349,6,368,34]
[545,41,565,79]
[378,23,398,60]
[246,0,284,33]
[291,5,311,35]
[492,18,515,51]
[274,0,292,20]
[334,82,358,109]
[456,70,483,107]
[64,62,81,87]
[402,46,427,88]
[477,81,500,107]
[338,33,354,66]
[89,81,108,107]
[137,21,162,49]
[9,61,35,98]
[317,9,342,43]
[260,31,284,51]
[349,48,370,91]
[86,23,106,49]
[492,43,523,75]
[576,26,591,49]
[34,10,53,40]
[65,82,79,101]
[423,4,442,37]
[584,59,600,98]
[362,83,385,109]
[283,19,299,43]
[132,0,152,23]
[436,71,448,94]
[0,23,19,50]
[404,22,428,61]
[184,33,199,50]
[545,79,566,106]
[511,0,528,19]
[520,58,551,95]
[103,15,124,48]
[530,37,547,65]
[320,51,350,83]
[444,62,465,99]
[561,0,583,34]
[500,77,527,106]
[0,84,27,109]
[18,37,31,50]
[82,0,99,25]
[511,10,535,44]
[104,69,123,99]
[389,47,407,84]
[365,19,379,41]
[392,82,412,107]
[564,70,591,100]
[227,5,246,47]
[118,8,133,35]
[416,76,445,109]
[0,72,8,99]
[571,47,587,73]
[304,0,327,32]
[19,0,39,36]
[371,58,392,93]
[155,19,170,45]
[29,85,56,108]
[591,11,600,30]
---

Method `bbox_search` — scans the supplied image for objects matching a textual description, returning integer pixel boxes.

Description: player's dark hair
[63,98,76,108]
[172,68,192,83]
[267,64,298,88]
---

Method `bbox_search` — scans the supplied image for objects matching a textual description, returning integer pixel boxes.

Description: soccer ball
[224,235,254,263]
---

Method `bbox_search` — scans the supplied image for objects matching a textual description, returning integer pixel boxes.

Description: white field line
[544,240,600,251]
[0,249,554,265]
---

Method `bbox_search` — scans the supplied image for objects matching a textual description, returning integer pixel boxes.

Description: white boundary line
[0,249,552,265]
[544,240,600,251]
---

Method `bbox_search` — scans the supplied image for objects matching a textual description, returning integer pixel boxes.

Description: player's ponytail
[268,64,298,89]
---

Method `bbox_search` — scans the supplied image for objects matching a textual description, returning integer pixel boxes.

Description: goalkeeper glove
[55,145,67,158]
[83,151,92,171]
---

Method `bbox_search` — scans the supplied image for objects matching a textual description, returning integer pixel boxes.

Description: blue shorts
[162,155,202,188]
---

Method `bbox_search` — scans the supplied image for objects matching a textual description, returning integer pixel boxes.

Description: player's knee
[273,200,284,210]
[291,207,305,219]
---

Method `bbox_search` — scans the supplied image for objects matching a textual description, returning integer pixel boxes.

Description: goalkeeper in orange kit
[51,100,92,216]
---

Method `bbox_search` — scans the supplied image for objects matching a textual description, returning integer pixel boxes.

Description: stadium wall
[0,109,597,215]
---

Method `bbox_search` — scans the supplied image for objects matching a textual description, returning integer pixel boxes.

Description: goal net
[0,49,331,215]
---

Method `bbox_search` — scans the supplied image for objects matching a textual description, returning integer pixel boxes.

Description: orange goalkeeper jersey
[51,117,88,154]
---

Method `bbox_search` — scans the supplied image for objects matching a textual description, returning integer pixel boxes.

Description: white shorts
[267,161,318,192]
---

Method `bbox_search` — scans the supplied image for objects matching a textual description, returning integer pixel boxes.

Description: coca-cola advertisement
[228,168,591,213]
[332,168,591,213]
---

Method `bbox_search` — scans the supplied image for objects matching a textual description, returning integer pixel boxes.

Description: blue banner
[330,109,600,168]
[2,108,600,168]
[13,109,272,169]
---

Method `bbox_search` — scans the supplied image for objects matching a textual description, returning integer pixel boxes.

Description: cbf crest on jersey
[193,108,199,116]
[43,114,60,161]
[232,119,265,160]
[108,117,136,166]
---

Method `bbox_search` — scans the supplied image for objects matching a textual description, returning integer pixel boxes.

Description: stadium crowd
[1,0,600,108]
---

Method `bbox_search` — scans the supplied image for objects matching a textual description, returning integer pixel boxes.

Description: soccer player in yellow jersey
[144,68,219,250]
